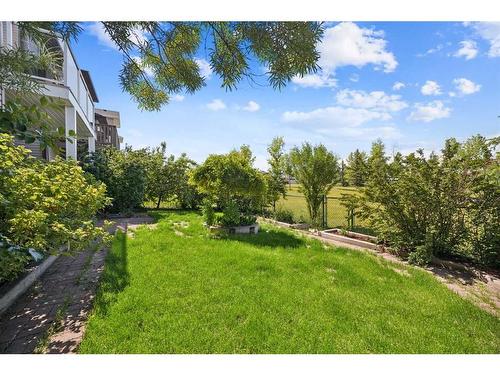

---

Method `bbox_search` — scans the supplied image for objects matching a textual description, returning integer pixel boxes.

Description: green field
[277,185,369,231]
[79,210,499,354]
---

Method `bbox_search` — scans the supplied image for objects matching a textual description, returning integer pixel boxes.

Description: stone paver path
[0,215,154,354]
[0,249,106,353]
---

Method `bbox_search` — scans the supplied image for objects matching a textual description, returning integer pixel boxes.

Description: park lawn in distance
[276,185,369,231]
[79,211,500,354]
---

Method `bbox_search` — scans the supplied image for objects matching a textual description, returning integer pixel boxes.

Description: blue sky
[72,22,500,169]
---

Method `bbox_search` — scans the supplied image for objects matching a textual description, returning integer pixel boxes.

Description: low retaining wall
[323,228,378,244]
[319,230,380,251]
[0,255,58,316]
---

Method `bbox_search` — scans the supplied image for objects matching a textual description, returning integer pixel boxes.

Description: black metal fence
[275,192,371,232]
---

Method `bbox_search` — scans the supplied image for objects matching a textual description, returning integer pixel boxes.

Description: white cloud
[467,22,500,57]
[87,22,117,50]
[317,22,398,74]
[421,80,442,96]
[454,40,478,60]
[349,74,360,82]
[453,78,481,95]
[206,99,226,111]
[335,89,408,112]
[171,94,185,102]
[282,106,391,127]
[195,58,213,79]
[407,101,451,123]
[242,101,260,112]
[87,22,146,50]
[417,44,443,57]
[291,22,396,89]
[291,73,337,88]
[392,82,405,91]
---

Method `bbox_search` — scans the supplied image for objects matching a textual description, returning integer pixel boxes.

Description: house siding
[14,139,45,159]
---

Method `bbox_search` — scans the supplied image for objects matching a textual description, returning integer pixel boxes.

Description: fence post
[324,195,328,229]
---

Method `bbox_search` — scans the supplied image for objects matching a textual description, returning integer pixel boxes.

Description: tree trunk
[156,194,163,209]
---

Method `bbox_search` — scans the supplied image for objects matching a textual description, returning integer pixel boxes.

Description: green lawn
[79,211,500,354]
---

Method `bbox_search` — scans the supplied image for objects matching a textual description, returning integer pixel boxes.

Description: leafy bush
[408,246,433,266]
[82,147,146,213]
[240,214,257,226]
[201,199,216,226]
[273,209,295,224]
[219,200,240,227]
[361,136,500,268]
[190,145,266,227]
[0,134,111,283]
[0,235,31,284]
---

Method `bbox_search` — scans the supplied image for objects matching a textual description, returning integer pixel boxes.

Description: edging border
[0,255,58,316]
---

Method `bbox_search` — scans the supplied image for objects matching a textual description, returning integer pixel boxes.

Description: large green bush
[0,134,111,283]
[82,147,146,213]
[361,135,499,268]
[190,145,266,226]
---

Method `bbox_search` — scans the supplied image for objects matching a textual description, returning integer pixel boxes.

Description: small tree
[345,149,368,187]
[82,146,146,213]
[288,143,339,228]
[266,136,287,211]
[190,146,266,226]
[152,153,199,209]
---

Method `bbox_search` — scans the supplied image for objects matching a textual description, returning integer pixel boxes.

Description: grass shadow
[92,230,129,316]
[225,227,306,249]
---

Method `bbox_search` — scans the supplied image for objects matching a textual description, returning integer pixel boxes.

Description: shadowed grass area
[79,211,500,354]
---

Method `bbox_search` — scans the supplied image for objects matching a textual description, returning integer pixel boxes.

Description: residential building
[0,21,100,160]
[95,108,123,150]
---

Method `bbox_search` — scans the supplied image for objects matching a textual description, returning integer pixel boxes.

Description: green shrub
[220,200,240,227]
[408,244,433,266]
[0,235,31,284]
[201,199,215,226]
[190,145,267,217]
[273,209,295,224]
[361,135,500,268]
[0,134,111,283]
[240,214,257,226]
[82,147,146,213]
